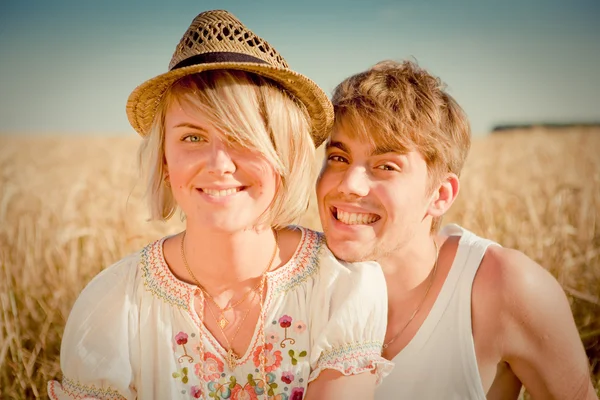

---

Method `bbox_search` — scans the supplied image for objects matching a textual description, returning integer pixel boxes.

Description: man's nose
[338,166,370,197]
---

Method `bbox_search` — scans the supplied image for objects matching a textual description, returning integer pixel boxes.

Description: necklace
[202,281,261,329]
[180,230,278,329]
[383,239,440,351]
[195,279,269,399]
[180,229,278,372]
[205,287,260,370]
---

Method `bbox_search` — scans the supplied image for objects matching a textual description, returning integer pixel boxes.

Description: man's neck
[379,233,440,304]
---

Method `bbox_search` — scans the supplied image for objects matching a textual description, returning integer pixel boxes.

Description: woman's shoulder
[69,253,141,316]
[84,250,142,290]
[267,226,323,296]
[73,237,168,306]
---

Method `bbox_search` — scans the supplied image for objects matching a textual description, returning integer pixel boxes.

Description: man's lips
[330,205,381,225]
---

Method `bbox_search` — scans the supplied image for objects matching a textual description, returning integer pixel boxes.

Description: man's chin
[326,240,374,263]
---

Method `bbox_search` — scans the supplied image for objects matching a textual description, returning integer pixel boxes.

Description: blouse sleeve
[47,254,140,400]
[308,246,393,383]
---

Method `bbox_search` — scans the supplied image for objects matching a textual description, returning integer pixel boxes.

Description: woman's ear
[163,161,170,187]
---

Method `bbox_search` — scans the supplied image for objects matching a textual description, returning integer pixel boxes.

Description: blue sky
[0,0,598,135]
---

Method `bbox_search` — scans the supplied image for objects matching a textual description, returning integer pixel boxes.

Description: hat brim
[126,62,333,148]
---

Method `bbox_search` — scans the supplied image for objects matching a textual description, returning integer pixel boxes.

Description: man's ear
[427,173,459,218]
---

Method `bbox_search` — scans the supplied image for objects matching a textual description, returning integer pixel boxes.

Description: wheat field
[1,128,599,398]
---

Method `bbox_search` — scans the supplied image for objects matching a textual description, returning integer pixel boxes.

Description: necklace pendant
[226,348,238,370]
[218,316,229,329]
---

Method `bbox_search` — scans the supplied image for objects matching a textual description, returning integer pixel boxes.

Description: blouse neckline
[138,226,323,368]
[139,226,323,309]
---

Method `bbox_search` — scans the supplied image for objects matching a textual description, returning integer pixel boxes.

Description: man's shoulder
[476,245,559,298]
[438,225,557,302]
[474,243,569,334]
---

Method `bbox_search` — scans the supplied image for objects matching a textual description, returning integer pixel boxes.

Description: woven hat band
[171,52,268,71]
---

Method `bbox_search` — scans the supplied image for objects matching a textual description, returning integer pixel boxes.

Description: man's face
[316,125,434,262]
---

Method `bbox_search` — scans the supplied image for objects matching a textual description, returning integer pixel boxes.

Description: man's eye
[328,155,347,163]
[377,164,396,171]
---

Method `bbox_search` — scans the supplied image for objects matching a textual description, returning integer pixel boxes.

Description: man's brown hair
[331,60,472,231]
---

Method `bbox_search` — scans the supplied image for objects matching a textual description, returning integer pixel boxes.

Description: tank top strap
[441,223,500,286]
[444,224,501,395]
[396,224,495,356]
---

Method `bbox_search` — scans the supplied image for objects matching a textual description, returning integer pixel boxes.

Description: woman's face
[163,99,278,233]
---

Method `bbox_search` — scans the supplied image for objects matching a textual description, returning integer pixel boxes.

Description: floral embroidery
[231,384,259,399]
[278,315,296,348]
[266,330,280,344]
[195,352,225,382]
[268,314,308,365]
[207,377,238,398]
[278,315,292,328]
[172,367,190,384]
[205,374,274,399]
[281,371,294,384]
[190,385,203,398]
[287,349,307,366]
[252,372,280,397]
[253,343,283,372]
[175,331,194,363]
[292,321,306,334]
[170,327,307,398]
[290,387,304,400]
[176,332,188,344]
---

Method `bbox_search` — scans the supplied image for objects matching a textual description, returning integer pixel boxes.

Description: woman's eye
[183,135,204,143]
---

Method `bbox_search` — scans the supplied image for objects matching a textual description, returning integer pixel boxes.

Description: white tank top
[376,224,498,400]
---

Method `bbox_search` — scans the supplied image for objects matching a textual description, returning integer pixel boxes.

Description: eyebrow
[326,140,402,157]
[325,140,350,153]
[371,144,401,156]
[172,122,209,132]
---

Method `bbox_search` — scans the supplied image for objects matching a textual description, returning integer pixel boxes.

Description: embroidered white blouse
[48,227,392,400]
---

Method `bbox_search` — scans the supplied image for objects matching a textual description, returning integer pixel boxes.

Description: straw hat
[126,9,333,147]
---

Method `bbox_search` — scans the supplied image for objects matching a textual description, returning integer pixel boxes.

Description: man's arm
[487,247,597,399]
[306,369,378,400]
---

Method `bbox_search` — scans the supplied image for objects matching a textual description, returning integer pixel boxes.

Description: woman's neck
[181,225,278,292]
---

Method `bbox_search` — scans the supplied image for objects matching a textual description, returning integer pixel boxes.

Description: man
[316,60,597,399]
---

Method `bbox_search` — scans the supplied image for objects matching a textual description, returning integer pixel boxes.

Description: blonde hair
[138,70,316,229]
[331,60,471,232]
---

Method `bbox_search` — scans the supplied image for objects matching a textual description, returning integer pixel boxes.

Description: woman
[48,9,390,400]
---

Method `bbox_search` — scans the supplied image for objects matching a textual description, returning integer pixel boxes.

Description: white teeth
[202,188,240,197]
[336,209,379,225]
